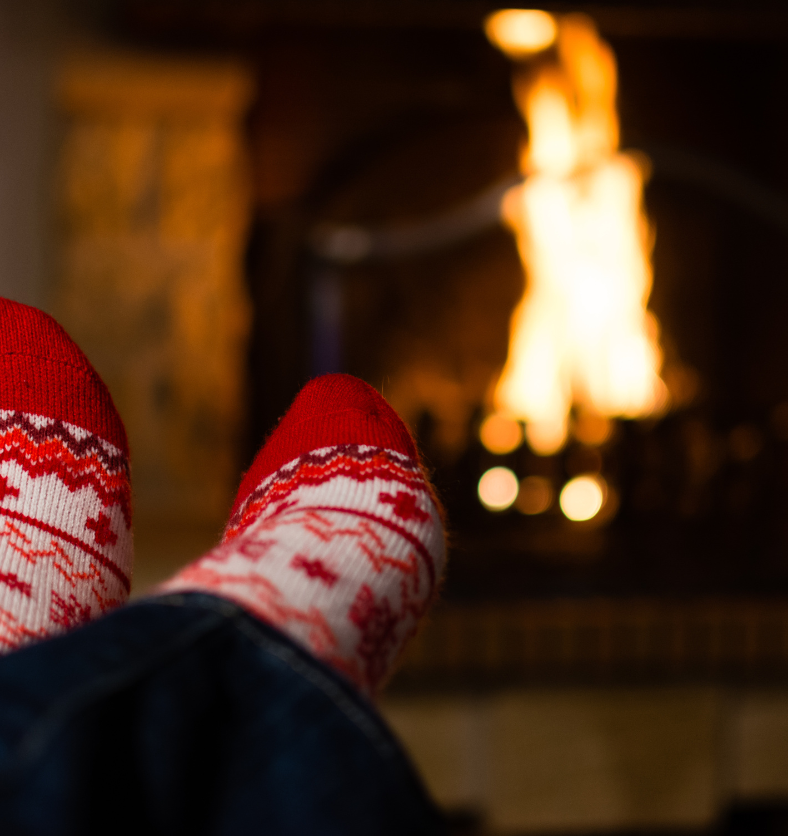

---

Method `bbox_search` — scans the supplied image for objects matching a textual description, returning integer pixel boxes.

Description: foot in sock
[159,373,446,695]
[0,299,132,652]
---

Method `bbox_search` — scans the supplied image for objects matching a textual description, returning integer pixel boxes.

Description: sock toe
[231,374,418,517]
[0,298,127,454]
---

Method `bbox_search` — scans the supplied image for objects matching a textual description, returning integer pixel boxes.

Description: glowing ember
[480,413,523,454]
[484,9,558,57]
[573,410,613,447]
[488,12,668,455]
[559,474,606,521]
[516,475,553,515]
[478,466,520,511]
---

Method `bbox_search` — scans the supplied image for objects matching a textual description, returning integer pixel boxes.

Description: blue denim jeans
[0,593,447,835]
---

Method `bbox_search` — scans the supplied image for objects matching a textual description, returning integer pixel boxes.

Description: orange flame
[486,12,667,455]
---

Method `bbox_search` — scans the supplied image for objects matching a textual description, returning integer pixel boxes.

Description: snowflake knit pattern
[159,374,446,695]
[0,299,132,652]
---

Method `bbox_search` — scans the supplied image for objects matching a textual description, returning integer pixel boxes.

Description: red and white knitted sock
[0,299,132,652]
[159,374,446,695]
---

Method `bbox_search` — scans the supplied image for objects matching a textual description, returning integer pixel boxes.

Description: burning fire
[486,10,667,455]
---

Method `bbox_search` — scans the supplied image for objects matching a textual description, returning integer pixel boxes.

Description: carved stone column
[54,54,254,588]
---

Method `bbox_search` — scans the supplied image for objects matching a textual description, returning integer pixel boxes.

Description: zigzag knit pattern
[0,299,132,652]
[159,375,445,695]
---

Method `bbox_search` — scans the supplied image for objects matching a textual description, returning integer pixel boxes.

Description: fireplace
[235,5,788,678]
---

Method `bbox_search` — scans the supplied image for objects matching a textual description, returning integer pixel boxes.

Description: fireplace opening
[228,8,788,615]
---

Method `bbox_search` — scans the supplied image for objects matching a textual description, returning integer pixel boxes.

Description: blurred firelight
[516,475,553,514]
[488,12,668,456]
[484,9,558,57]
[480,413,523,454]
[573,410,613,447]
[559,474,606,521]
[478,466,520,511]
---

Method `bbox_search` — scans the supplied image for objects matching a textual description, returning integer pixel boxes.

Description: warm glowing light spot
[573,412,613,446]
[480,414,523,454]
[516,475,553,514]
[484,9,558,57]
[478,466,520,511]
[559,474,605,521]
[525,419,566,456]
